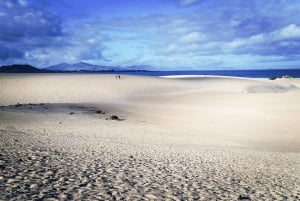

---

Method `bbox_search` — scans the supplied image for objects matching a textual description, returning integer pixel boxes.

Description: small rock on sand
[30,184,38,189]
[238,195,251,200]
[145,194,157,200]
[95,110,104,114]
[106,115,120,121]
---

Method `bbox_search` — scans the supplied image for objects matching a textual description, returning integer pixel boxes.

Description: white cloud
[224,24,300,51]
[226,34,266,49]
[179,32,206,43]
[180,43,201,52]
[5,1,13,8]
[159,24,300,57]
[18,0,27,7]
[179,0,200,6]
[164,44,178,53]
[273,24,300,40]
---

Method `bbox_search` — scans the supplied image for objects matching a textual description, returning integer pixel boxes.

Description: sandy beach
[0,74,300,200]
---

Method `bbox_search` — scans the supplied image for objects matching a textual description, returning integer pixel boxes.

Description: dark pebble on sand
[95,110,104,114]
[238,195,251,200]
[78,183,88,187]
[107,115,120,120]
[0,161,5,169]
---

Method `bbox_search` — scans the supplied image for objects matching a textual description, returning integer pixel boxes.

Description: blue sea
[113,69,300,78]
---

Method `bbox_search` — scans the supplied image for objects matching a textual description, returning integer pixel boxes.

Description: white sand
[0,74,299,200]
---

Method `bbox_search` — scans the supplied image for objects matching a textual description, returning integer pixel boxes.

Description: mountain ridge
[45,62,150,71]
[0,64,51,73]
[0,63,150,73]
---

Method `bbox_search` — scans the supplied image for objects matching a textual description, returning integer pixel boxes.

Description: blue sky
[0,0,300,70]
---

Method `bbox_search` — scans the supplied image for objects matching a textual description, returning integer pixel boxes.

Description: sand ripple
[0,128,299,200]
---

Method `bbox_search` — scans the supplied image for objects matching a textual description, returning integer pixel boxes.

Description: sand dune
[0,74,299,200]
[0,74,298,105]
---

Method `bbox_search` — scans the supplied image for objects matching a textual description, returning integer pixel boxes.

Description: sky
[0,0,300,70]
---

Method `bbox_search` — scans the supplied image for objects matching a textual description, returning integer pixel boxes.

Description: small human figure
[118,75,121,79]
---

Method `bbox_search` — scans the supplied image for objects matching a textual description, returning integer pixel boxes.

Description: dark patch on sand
[106,115,125,121]
[0,103,125,121]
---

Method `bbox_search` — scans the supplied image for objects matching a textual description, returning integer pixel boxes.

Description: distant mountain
[45,63,70,71]
[0,63,153,73]
[46,62,124,71]
[0,64,51,73]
